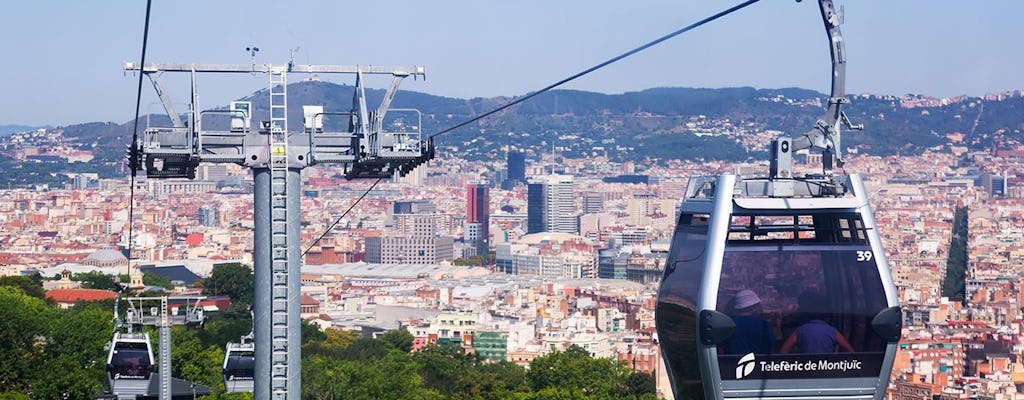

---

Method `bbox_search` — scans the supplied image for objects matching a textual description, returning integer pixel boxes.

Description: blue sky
[2,0,1022,126]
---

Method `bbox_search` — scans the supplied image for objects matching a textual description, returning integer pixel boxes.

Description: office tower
[466,180,490,257]
[983,172,1008,197]
[198,206,218,227]
[503,151,526,189]
[527,174,577,234]
[583,191,604,214]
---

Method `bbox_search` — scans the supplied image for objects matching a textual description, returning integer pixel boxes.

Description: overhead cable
[126,0,154,272]
[302,177,383,257]
[429,0,761,139]
[303,0,761,253]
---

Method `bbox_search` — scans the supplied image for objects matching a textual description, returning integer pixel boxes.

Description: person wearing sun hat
[720,289,775,355]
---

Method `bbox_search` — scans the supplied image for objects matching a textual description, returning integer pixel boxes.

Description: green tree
[623,371,657,397]
[28,353,104,400]
[0,287,56,393]
[196,309,253,351]
[413,343,472,396]
[171,327,226,391]
[507,387,590,400]
[303,352,443,400]
[31,302,112,399]
[304,329,359,359]
[346,351,443,400]
[527,345,655,399]
[143,272,174,289]
[302,355,347,400]
[378,329,413,353]
[301,321,327,345]
[202,263,254,307]
[0,276,45,299]
[72,270,119,291]
[413,342,529,399]
[941,206,969,302]
[337,338,389,362]
[475,361,530,398]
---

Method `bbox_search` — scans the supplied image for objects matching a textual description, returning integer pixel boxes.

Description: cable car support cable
[303,0,763,251]
[126,0,153,267]
[429,0,760,140]
[302,177,382,257]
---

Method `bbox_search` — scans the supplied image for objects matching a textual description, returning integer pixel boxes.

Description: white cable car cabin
[655,1,903,397]
[107,331,156,398]
[223,341,255,392]
[655,174,902,399]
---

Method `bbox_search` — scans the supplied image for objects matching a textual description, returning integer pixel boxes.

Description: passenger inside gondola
[110,347,151,378]
[779,291,855,353]
[715,246,889,356]
[719,289,774,355]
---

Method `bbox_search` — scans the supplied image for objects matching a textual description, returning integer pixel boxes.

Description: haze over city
[2,1,1024,399]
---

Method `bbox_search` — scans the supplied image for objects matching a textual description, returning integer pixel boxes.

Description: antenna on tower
[289,46,300,72]
[246,46,260,72]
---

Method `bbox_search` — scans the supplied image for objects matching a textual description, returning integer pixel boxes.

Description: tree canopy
[201,263,254,307]
[0,282,656,400]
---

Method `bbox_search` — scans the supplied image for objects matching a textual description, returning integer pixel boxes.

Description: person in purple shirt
[720,289,775,355]
[779,292,855,354]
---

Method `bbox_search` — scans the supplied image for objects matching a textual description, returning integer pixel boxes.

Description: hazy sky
[2,0,1022,126]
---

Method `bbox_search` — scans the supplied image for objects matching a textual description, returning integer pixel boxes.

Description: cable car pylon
[124,60,431,400]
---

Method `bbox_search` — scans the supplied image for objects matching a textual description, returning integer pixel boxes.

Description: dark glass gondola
[655,2,902,398]
[656,175,902,399]
[223,340,255,392]
[107,332,156,397]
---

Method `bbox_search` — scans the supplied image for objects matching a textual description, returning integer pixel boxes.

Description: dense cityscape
[1,87,1022,398]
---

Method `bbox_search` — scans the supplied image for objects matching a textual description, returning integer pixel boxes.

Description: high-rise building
[583,192,604,214]
[197,206,218,227]
[465,180,490,257]
[527,174,578,234]
[527,181,546,234]
[503,151,526,189]
[983,172,1008,197]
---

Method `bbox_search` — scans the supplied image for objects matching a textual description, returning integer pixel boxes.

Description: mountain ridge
[4,82,1022,187]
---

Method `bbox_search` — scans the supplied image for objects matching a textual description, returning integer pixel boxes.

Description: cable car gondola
[656,174,902,399]
[655,1,901,399]
[223,333,255,392]
[107,331,156,397]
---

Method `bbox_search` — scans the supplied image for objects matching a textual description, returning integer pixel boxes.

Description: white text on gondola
[759,359,863,373]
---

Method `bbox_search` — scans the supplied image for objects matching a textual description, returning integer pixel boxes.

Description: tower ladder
[268,67,291,399]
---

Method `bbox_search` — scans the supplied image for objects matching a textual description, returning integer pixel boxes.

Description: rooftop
[45,288,117,303]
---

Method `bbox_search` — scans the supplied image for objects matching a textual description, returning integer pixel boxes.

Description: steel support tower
[125,61,432,400]
[122,296,206,400]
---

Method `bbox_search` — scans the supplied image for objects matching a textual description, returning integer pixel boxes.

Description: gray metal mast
[764,0,864,197]
[125,61,432,400]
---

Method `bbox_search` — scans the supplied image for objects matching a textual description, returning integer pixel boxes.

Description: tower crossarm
[125,62,425,77]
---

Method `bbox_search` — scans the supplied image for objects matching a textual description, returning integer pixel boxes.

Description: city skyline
[2,1,1023,126]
